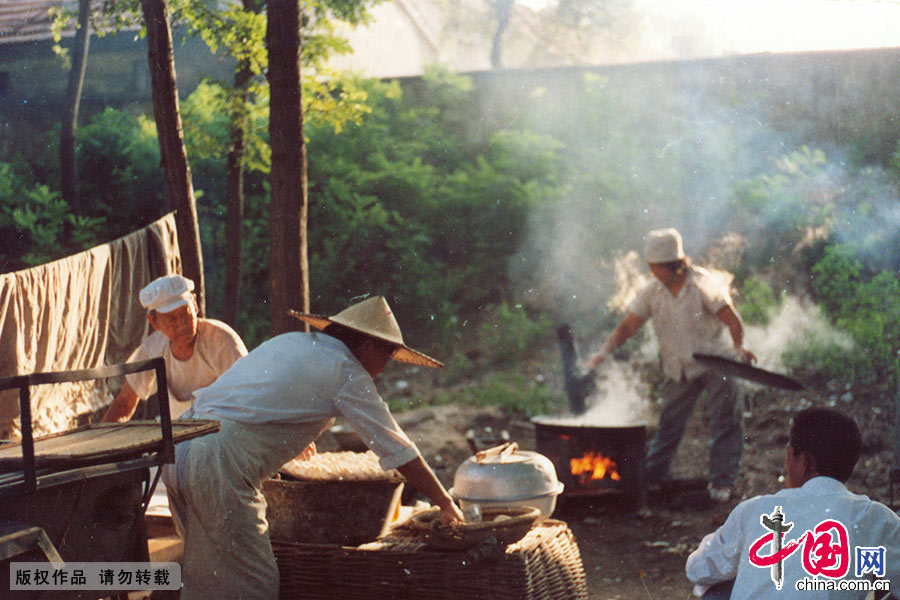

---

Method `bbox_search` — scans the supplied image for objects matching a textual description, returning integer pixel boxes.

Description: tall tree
[223,0,264,325]
[222,59,253,325]
[266,0,307,335]
[490,0,513,69]
[140,0,206,315]
[60,0,91,213]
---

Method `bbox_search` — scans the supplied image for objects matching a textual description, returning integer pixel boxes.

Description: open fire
[533,416,646,509]
[570,449,621,483]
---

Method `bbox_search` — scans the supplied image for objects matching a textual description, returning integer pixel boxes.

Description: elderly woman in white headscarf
[587,228,756,504]
[163,296,464,600]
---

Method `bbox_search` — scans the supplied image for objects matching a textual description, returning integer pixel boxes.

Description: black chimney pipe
[557,324,595,415]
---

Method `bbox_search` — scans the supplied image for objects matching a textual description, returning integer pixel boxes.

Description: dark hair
[322,324,397,356]
[652,257,690,275]
[789,407,861,482]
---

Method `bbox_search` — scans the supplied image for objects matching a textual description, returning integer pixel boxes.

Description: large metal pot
[449,442,564,521]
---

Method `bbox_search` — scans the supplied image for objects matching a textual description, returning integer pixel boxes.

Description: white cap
[139,275,195,313]
[644,228,685,263]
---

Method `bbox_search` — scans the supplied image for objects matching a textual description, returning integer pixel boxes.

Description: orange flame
[570,451,621,482]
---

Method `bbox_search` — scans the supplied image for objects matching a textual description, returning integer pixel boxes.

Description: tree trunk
[490,0,513,69]
[60,0,91,213]
[140,0,206,316]
[266,0,309,335]
[222,61,252,326]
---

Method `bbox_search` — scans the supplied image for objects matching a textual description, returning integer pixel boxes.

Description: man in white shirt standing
[588,227,755,502]
[101,274,248,422]
[686,407,900,599]
[162,296,465,600]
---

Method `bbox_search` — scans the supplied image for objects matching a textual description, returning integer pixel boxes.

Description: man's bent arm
[100,381,141,423]
[587,312,646,370]
[396,455,464,524]
[716,305,756,363]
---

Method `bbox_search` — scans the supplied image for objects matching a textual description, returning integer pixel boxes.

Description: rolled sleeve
[334,368,421,471]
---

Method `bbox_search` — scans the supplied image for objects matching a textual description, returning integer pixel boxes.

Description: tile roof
[0,0,105,45]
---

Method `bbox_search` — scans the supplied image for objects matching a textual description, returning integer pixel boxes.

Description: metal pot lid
[451,443,563,502]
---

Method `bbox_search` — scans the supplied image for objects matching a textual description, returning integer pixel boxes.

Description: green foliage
[737,275,779,326]
[478,303,555,366]
[75,108,167,233]
[790,243,900,382]
[402,373,562,418]
[809,244,862,317]
[0,107,165,271]
[440,351,475,386]
[782,337,863,384]
[0,163,105,270]
[730,146,832,274]
[295,71,563,346]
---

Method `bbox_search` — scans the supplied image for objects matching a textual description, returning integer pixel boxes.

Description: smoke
[744,295,853,374]
[584,358,655,426]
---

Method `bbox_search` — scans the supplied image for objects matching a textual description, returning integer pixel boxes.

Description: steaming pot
[449,442,564,521]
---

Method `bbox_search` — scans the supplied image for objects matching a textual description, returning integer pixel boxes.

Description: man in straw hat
[587,227,756,504]
[162,296,464,600]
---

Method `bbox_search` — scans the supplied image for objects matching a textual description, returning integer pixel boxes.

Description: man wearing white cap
[587,228,756,503]
[101,274,248,422]
[162,295,464,600]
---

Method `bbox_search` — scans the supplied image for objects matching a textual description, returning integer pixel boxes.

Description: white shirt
[190,332,420,471]
[126,319,248,418]
[629,265,735,380]
[686,477,900,599]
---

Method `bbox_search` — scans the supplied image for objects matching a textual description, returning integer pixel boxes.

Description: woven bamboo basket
[273,520,588,600]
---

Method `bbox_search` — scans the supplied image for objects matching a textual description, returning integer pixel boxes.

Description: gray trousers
[644,373,742,489]
[163,415,334,600]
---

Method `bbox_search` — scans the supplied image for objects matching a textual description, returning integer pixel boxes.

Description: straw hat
[289,296,443,369]
[644,228,685,263]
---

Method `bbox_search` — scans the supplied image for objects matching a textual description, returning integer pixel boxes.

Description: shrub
[427,373,563,418]
[737,275,779,326]
[790,243,900,382]
[478,302,555,366]
[0,163,105,270]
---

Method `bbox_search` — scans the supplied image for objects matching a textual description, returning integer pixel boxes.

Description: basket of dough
[264,450,405,546]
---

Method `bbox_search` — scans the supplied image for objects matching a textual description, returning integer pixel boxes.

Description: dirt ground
[338,361,900,600]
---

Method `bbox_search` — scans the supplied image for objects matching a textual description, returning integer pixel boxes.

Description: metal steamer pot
[449,442,564,522]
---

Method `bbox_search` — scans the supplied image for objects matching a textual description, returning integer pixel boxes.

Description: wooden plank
[0,420,220,471]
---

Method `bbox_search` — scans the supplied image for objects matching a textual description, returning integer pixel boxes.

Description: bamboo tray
[0,419,220,472]
[273,520,588,600]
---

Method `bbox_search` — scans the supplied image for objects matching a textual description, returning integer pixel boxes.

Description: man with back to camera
[587,227,755,502]
[686,407,900,599]
[101,274,248,422]
[162,295,465,600]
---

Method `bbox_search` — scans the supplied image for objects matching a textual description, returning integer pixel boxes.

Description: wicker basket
[408,505,541,550]
[263,479,404,546]
[273,520,588,600]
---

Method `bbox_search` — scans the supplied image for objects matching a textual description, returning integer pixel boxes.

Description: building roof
[0,0,135,45]
[2,0,74,44]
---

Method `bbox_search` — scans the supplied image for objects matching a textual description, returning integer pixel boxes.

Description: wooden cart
[0,358,218,597]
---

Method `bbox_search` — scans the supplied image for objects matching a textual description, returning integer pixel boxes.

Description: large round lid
[450,443,563,503]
